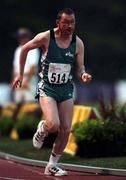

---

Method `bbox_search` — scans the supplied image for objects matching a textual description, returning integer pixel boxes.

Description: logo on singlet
[65,52,74,58]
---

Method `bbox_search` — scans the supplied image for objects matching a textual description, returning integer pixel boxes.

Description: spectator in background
[12,27,40,103]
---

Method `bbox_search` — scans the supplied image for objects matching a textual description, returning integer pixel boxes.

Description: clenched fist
[81,72,92,82]
[12,75,23,89]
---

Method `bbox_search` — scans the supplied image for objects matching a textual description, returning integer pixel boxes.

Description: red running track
[0,158,125,180]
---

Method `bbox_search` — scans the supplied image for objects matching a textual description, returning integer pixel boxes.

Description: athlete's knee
[50,122,59,132]
[46,120,60,133]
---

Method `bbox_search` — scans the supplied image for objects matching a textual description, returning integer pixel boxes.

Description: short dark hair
[57,8,75,20]
[14,28,33,39]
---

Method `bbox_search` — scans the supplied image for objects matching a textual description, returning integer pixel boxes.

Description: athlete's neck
[55,28,72,41]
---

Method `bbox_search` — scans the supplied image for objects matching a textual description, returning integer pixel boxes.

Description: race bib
[48,63,71,84]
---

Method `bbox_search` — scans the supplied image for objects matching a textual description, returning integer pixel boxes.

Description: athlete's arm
[75,36,85,78]
[12,31,49,88]
[75,36,92,82]
[19,31,49,77]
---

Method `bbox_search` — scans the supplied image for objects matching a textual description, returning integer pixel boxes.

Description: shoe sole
[44,172,68,176]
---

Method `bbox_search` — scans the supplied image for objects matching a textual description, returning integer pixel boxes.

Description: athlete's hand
[12,75,23,89]
[81,72,92,83]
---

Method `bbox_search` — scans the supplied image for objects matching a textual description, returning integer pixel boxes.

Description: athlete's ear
[56,19,59,26]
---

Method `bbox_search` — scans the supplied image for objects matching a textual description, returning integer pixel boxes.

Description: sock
[48,152,61,166]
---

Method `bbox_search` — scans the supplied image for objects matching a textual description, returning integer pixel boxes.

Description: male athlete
[12,8,92,176]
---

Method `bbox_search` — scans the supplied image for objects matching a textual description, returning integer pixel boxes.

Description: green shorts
[35,81,74,103]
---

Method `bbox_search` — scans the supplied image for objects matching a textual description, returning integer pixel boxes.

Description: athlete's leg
[52,98,74,154]
[33,96,60,149]
[45,98,73,176]
[39,96,60,133]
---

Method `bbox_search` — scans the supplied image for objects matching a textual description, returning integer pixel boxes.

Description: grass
[0,137,126,169]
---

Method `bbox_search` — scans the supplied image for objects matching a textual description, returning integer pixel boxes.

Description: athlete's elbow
[21,45,29,54]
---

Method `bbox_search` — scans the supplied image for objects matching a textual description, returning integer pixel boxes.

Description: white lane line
[0,177,25,180]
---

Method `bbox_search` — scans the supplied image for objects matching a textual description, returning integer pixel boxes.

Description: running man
[12,8,92,176]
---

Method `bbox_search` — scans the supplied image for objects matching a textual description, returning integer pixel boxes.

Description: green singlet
[36,29,76,102]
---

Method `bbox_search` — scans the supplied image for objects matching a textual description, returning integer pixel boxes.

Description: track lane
[0,159,126,180]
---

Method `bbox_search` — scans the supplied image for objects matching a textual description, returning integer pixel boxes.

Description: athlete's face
[57,13,75,36]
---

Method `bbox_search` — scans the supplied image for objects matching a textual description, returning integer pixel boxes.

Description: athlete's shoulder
[76,35,84,45]
[35,30,50,41]
[32,30,51,47]
[76,35,84,53]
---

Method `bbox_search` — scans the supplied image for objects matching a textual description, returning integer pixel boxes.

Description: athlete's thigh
[58,98,74,129]
[39,96,59,125]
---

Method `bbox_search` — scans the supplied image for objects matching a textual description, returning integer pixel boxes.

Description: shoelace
[35,131,45,142]
[49,166,60,174]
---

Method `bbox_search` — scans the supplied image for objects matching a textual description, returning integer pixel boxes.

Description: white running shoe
[44,164,68,176]
[33,120,47,149]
